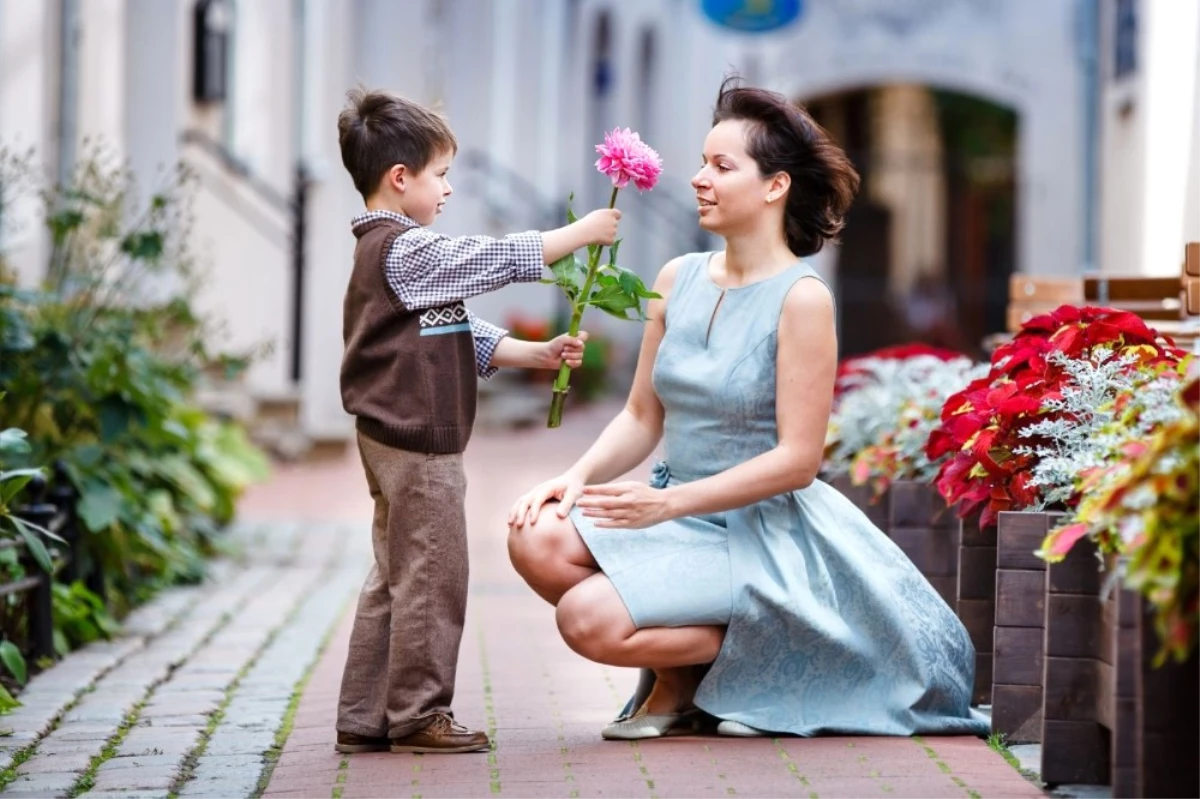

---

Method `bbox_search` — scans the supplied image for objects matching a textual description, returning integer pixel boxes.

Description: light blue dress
[570,252,989,737]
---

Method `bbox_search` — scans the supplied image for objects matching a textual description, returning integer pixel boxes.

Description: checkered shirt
[350,210,545,378]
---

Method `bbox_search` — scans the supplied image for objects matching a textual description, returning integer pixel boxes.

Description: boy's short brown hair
[337,88,458,200]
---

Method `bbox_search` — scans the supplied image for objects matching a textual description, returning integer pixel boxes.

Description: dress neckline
[701,251,804,292]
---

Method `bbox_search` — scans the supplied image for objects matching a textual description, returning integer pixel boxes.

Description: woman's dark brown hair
[712,76,860,256]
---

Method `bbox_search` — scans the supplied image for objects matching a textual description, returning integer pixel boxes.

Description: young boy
[333,88,620,755]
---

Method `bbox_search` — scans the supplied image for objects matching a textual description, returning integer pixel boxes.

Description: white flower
[824,355,986,480]
[1019,349,1185,510]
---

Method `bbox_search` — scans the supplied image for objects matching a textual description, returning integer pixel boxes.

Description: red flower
[927,305,1186,525]
[835,344,965,397]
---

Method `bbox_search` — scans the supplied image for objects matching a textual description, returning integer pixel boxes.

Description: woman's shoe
[602,709,700,740]
[716,719,768,737]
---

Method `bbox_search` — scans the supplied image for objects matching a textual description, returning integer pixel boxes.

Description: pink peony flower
[594,127,662,192]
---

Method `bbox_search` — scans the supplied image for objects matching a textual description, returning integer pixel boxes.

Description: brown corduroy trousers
[336,433,470,738]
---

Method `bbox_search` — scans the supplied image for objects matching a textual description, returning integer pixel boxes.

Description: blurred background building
[1,0,1198,452]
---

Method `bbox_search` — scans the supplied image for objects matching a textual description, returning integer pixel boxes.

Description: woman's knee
[507,507,571,574]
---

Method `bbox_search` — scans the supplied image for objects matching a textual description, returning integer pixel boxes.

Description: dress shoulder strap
[663,251,713,327]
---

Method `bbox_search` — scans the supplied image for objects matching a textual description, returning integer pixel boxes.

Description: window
[1113,0,1137,80]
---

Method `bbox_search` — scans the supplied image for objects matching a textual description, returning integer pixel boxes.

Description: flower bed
[0,151,269,706]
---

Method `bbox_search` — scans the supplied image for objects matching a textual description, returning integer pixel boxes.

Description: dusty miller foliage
[1015,348,1186,509]
[826,355,988,479]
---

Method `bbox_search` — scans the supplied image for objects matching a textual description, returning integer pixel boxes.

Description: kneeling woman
[507,78,988,741]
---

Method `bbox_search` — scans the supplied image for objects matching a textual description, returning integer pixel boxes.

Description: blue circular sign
[701,0,804,33]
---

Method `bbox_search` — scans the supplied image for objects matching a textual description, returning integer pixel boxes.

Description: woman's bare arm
[563,257,685,484]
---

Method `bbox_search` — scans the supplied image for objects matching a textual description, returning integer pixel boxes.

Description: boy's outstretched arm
[540,209,621,264]
[468,311,587,376]
[379,208,622,311]
[490,331,588,370]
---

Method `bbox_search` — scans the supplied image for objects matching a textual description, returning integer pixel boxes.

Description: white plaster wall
[1187,13,1200,244]
[1140,0,1200,274]
[300,0,360,439]
[181,0,294,398]
[78,0,126,162]
[1100,0,1200,274]
[0,0,56,286]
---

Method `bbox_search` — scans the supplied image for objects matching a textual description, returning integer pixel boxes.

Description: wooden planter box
[990,510,1065,743]
[1122,593,1199,798]
[1039,538,1114,786]
[957,514,998,705]
[887,480,961,612]
[826,474,890,531]
[1110,584,1139,797]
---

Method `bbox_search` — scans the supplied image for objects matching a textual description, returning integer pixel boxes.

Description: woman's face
[691,119,782,237]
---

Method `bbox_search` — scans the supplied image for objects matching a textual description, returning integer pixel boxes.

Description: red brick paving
[254,400,1045,798]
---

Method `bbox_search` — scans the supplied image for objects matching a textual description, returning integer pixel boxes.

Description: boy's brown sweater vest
[340,216,479,454]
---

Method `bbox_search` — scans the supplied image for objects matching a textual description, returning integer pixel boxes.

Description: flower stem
[548,186,620,428]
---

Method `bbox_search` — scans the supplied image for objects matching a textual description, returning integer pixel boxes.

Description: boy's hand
[540,331,589,370]
[579,209,622,246]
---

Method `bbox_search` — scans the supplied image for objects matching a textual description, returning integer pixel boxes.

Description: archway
[802,84,1018,358]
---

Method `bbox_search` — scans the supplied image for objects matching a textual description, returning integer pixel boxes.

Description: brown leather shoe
[335,731,390,753]
[390,713,489,753]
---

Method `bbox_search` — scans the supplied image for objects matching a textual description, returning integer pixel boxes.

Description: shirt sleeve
[468,311,508,380]
[384,229,544,311]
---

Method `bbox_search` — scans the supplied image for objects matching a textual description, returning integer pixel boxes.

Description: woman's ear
[766,171,791,204]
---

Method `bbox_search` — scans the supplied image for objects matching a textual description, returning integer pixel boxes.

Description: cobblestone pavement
[0,515,371,798]
[0,399,1047,798]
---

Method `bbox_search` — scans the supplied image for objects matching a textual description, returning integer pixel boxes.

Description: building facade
[1,0,1197,445]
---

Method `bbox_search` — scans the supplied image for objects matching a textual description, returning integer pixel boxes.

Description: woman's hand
[574,481,675,529]
[507,471,587,527]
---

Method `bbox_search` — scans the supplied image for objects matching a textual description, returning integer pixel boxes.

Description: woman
[507,78,988,740]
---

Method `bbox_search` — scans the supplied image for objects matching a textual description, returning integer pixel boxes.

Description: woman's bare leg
[556,574,724,712]
[507,503,598,605]
[510,513,723,715]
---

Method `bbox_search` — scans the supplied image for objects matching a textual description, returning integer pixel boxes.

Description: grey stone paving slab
[0,522,356,799]
[173,528,368,797]
[3,771,80,795]
[89,766,179,792]
[15,751,92,775]
[0,569,273,797]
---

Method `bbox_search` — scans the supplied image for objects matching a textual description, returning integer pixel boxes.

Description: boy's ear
[387,164,408,192]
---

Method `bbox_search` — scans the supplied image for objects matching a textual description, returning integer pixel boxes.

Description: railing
[1,463,96,662]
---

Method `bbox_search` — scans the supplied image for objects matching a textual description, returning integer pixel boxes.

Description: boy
[334,88,620,755]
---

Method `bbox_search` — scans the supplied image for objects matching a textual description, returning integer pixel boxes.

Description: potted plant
[927,305,1187,711]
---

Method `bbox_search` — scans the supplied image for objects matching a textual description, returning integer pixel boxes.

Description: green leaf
[550,253,583,292]
[12,516,54,573]
[48,209,85,245]
[77,484,122,532]
[120,231,165,261]
[565,193,578,225]
[0,641,27,685]
[587,286,639,321]
[608,239,622,268]
[615,268,662,300]
[0,429,31,457]
[0,681,19,713]
[0,470,42,505]
[97,396,142,443]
